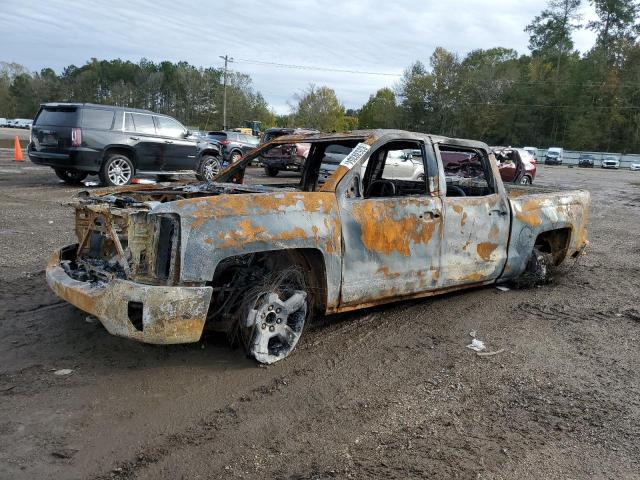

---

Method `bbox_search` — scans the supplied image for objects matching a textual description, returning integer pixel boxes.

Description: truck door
[436,143,510,286]
[337,136,443,307]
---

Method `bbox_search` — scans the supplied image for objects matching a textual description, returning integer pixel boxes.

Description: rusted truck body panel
[46,129,590,362]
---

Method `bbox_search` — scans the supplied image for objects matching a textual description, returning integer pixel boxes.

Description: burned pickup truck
[47,130,590,363]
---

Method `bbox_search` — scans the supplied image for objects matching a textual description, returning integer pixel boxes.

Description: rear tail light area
[218,140,230,146]
[71,128,82,147]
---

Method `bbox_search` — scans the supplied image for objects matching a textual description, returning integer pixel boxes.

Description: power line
[233,58,401,77]
[230,58,640,89]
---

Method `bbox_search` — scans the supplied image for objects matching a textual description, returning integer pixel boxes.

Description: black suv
[28,103,222,186]
[205,131,259,163]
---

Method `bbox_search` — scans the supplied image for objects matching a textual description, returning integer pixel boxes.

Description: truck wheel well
[103,147,136,167]
[205,249,327,333]
[534,228,571,265]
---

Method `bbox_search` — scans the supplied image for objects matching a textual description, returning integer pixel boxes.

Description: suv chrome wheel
[107,158,132,185]
[197,155,221,181]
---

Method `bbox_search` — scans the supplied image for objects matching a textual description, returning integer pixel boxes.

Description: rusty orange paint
[514,199,544,227]
[351,201,437,257]
[476,242,498,261]
[319,165,350,192]
[376,266,402,279]
[218,219,267,249]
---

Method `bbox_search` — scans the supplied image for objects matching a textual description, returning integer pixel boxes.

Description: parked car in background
[0,118,7,127]
[28,103,222,186]
[578,154,596,168]
[205,130,259,163]
[523,146,538,161]
[259,127,319,176]
[630,163,640,171]
[601,155,620,169]
[490,147,536,184]
[545,147,564,165]
[17,119,33,129]
[7,118,33,129]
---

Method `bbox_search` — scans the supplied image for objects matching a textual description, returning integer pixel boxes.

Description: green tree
[525,0,582,76]
[358,88,399,129]
[292,85,347,132]
[588,0,639,62]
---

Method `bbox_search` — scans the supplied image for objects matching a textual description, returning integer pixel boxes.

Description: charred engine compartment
[69,182,295,285]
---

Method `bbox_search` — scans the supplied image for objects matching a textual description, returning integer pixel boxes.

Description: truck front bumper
[46,245,213,344]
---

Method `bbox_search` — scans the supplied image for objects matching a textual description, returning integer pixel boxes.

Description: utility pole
[219,55,233,129]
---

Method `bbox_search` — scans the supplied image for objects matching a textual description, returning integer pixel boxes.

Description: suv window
[35,106,79,127]
[82,108,114,130]
[207,132,228,141]
[125,113,156,134]
[155,116,186,138]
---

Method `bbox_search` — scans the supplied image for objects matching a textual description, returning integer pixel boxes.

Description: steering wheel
[366,179,397,197]
[447,185,467,197]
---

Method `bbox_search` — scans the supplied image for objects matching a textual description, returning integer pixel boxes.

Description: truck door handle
[422,210,441,220]
[129,136,139,141]
[490,209,508,217]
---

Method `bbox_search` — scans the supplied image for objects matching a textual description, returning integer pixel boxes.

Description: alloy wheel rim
[108,158,132,185]
[245,290,307,364]
[203,159,220,180]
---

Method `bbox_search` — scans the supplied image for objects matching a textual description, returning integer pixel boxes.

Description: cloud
[0,0,597,114]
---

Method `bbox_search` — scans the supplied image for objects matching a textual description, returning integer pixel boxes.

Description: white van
[545,147,564,165]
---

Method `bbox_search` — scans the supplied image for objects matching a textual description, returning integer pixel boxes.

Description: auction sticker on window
[340,143,370,169]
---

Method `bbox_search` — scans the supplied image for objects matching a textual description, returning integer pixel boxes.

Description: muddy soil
[1,161,639,479]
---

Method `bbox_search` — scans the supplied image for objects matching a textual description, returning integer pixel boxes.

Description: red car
[440,147,536,185]
[259,127,319,177]
[493,147,536,185]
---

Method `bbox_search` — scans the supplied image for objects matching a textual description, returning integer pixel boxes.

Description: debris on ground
[467,331,504,356]
[53,369,74,376]
[51,448,78,459]
[496,285,510,292]
[466,338,486,352]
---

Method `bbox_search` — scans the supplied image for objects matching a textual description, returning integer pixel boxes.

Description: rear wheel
[515,247,554,288]
[99,153,134,187]
[264,166,279,177]
[53,168,88,185]
[196,155,221,181]
[519,175,532,185]
[229,150,242,163]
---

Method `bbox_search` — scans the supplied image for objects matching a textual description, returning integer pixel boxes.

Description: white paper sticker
[339,143,370,169]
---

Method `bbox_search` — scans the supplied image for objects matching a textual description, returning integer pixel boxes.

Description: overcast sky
[1,0,598,114]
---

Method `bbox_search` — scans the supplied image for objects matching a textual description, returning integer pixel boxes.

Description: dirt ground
[1,160,639,479]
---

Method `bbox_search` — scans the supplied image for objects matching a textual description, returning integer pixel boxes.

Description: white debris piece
[466,338,486,352]
[53,369,74,376]
[496,285,510,292]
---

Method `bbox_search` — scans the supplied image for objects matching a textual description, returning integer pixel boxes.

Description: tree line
[1,0,639,152]
[359,0,640,152]
[0,58,274,130]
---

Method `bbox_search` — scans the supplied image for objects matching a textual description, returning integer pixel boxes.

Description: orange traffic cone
[14,136,24,162]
